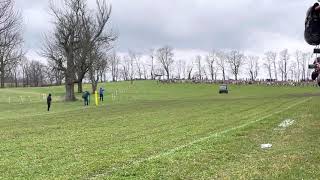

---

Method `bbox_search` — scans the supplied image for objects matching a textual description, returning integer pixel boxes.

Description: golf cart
[219,84,228,94]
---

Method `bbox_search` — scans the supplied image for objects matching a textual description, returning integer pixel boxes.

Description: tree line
[0,0,314,101]
[107,48,313,83]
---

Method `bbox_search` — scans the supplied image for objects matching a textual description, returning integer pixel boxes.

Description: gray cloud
[15,0,316,59]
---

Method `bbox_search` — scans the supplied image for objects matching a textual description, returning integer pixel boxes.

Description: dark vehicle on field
[219,84,228,94]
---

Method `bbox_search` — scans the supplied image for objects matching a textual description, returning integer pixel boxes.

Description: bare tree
[227,50,244,81]
[42,0,116,101]
[216,51,227,82]
[294,50,302,81]
[264,51,278,80]
[289,62,296,81]
[270,52,278,80]
[0,0,23,88]
[181,60,187,79]
[264,51,275,80]
[149,49,155,80]
[279,49,290,81]
[0,0,20,47]
[121,55,130,81]
[88,47,107,93]
[142,62,148,80]
[109,51,120,82]
[186,62,194,80]
[195,55,202,80]
[247,56,259,81]
[301,52,311,81]
[156,46,174,80]
[176,59,183,79]
[206,51,218,81]
[129,50,143,80]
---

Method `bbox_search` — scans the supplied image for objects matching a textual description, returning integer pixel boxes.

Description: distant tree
[264,52,275,80]
[88,47,107,93]
[181,60,187,79]
[195,55,202,80]
[279,49,290,81]
[129,51,143,80]
[294,50,302,81]
[142,61,148,80]
[121,55,130,81]
[301,52,311,81]
[156,46,174,80]
[247,55,259,81]
[206,51,218,81]
[109,51,120,82]
[227,50,244,81]
[149,49,156,80]
[176,59,183,79]
[186,62,193,80]
[269,51,278,80]
[216,51,227,82]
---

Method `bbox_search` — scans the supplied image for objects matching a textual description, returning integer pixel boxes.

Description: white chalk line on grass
[90,97,311,179]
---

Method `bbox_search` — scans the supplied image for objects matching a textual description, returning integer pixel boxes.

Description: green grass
[0,81,320,179]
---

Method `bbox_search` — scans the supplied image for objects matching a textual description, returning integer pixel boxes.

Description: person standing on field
[99,87,105,102]
[47,94,52,111]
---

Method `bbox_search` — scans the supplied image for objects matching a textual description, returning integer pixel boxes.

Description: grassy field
[0,81,320,179]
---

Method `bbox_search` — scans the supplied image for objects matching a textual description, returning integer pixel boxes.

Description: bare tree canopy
[206,51,218,81]
[279,49,290,81]
[0,0,23,88]
[0,0,20,45]
[109,51,120,82]
[264,51,276,80]
[216,50,227,82]
[195,55,202,80]
[156,46,174,80]
[227,50,244,81]
[247,55,259,81]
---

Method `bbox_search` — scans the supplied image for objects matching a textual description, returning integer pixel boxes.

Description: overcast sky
[15,0,316,60]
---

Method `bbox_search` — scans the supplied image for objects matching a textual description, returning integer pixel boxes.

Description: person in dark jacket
[99,87,105,102]
[47,94,52,111]
[82,91,90,106]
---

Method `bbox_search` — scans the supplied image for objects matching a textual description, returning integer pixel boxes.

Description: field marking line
[90,97,311,179]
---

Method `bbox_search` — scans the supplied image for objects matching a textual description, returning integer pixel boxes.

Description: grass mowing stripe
[89,97,311,179]
[0,105,97,121]
[89,98,290,149]
[85,97,299,174]
[98,97,299,153]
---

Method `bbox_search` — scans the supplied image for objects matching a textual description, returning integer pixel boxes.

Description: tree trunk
[0,63,4,88]
[166,69,170,80]
[222,69,226,82]
[92,82,97,94]
[65,82,76,101]
[78,81,83,93]
[0,73,4,88]
[15,72,18,87]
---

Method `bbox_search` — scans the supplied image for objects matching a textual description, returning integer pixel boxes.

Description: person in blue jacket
[99,87,105,102]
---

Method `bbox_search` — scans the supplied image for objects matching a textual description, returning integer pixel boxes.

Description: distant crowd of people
[158,79,318,87]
